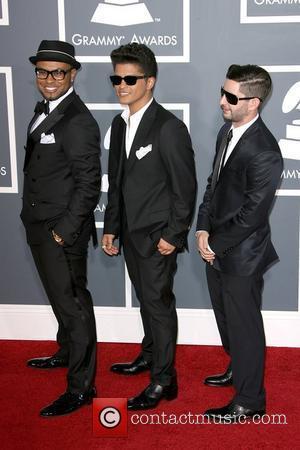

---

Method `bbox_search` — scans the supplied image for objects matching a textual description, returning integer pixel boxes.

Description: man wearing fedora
[21,40,101,417]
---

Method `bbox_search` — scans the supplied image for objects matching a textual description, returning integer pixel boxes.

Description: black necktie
[218,128,233,176]
[34,100,49,115]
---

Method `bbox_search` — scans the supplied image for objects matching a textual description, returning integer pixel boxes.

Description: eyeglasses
[220,87,262,105]
[110,75,147,86]
[35,68,72,80]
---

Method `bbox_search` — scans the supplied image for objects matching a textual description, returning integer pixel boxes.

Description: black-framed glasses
[110,75,147,86]
[35,68,72,80]
[220,87,262,105]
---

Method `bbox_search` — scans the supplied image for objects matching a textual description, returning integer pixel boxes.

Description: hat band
[37,49,76,61]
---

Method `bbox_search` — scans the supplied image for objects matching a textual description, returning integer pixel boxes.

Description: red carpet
[1,341,299,450]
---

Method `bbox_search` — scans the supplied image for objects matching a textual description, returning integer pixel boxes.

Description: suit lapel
[24,112,41,169]
[24,92,76,169]
[211,125,230,192]
[24,109,65,169]
[116,119,126,186]
[27,112,40,137]
[29,108,64,143]
[219,117,261,175]
[29,91,76,143]
[124,100,158,175]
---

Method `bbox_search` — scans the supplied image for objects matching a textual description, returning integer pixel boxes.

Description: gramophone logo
[91,0,153,27]
[279,82,300,161]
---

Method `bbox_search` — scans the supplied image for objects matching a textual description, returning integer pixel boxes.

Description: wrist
[195,230,209,237]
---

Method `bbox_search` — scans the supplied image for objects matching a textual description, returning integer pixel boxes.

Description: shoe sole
[40,402,91,418]
[40,392,96,418]
[204,381,233,387]
[110,368,150,375]
[127,390,178,411]
[27,365,68,369]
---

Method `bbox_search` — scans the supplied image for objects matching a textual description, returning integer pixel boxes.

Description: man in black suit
[21,40,101,417]
[196,65,283,422]
[102,43,197,410]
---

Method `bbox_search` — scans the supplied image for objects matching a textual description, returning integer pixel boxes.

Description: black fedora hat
[29,40,81,70]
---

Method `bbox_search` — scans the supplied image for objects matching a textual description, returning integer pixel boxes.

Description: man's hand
[101,234,119,256]
[52,230,64,246]
[157,238,176,256]
[196,231,215,264]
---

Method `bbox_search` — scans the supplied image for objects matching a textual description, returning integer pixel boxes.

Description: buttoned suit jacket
[104,99,197,257]
[197,116,283,276]
[21,91,101,245]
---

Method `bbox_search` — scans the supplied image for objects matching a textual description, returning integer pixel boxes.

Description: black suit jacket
[197,116,283,276]
[21,91,101,245]
[104,99,197,257]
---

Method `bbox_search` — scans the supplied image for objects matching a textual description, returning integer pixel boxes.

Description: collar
[230,114,259,140]
[121,97,153,126]
[47,86,74,113]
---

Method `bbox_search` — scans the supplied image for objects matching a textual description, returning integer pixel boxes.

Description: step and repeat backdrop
[0,0,299,345]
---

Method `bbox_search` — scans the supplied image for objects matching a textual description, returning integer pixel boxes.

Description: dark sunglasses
[221,87,262,105]
[110,75,147,86]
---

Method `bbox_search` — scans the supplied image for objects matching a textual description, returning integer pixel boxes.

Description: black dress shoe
[40,387,97,417]
[127,380,178,410]
[204,365,232,387]
[27,355,68,369]
[204,402,265,423]
[110,354,151,375]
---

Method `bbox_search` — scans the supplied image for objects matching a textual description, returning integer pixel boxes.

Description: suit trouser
[123,229,178,386]
[206,264,266,410]
[29,224,97,394]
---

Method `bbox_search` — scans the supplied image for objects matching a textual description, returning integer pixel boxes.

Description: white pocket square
[40,132,56,144]
[136,144,152,160]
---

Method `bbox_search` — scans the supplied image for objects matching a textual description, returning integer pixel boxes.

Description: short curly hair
[110,43,157,78]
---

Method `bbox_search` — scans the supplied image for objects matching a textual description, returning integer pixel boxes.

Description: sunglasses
[221,87,262,105]
[110,75,147,86]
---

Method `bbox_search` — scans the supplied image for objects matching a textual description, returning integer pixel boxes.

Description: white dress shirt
[121,97,153,158]
[223,114,259,166]
[31,86,74,133]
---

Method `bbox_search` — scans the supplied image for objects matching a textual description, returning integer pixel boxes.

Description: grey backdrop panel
[0,0,299,312]
[0,74,10,186]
